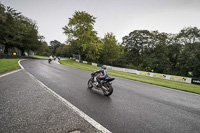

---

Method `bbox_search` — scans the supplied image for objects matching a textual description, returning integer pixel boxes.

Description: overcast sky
[1,0,200,44]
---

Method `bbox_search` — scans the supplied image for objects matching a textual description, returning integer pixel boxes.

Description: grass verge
[59,59,200,94]
[34,55,48,58]
[0,59,21,75]
[33,55,48,60]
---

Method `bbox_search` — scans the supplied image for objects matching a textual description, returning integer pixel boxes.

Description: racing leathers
[95,69,108,88]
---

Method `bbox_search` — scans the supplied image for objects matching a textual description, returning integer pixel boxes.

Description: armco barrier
[169,75,191,83]
[137,71,151,76]
[83,61,87,64]
[136,71,192,84]
[71,58,199,85]
[112,67,124,72]
[92,63,97,67]
[153,73,166,79]
[124,68,137,74]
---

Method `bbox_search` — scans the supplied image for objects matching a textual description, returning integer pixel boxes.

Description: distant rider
[48,55,53,63]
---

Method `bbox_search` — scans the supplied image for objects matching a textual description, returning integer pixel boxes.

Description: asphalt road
[0,69,99,133]
[21,59,200,133]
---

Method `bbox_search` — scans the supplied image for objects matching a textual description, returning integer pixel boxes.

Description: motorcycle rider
[94,65,108,88]
[48,55,53,63]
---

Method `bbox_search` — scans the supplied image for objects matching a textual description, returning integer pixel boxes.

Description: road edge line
[0,69,22,78]
[18,60,25,69]
[19,60,111,133]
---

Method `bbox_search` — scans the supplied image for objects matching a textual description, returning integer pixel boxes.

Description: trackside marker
[19,60,111,133]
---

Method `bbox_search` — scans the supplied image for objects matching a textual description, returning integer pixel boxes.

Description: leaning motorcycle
[87,72,115,96]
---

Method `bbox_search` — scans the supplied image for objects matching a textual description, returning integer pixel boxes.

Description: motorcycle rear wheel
[103,83,113,96]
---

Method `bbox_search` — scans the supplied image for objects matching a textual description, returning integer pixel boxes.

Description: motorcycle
[88,72,115,96]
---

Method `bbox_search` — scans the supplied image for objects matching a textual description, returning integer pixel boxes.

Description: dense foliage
[62,11,103,62]
[1,3,199,78]
[60,11,200,78]
[62,11,122,63]
[0,4,44,55]
[121,27,200,77]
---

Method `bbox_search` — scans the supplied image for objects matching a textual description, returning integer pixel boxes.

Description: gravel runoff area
[0,69,110,133]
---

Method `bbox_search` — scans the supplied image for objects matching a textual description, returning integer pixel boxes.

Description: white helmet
[102,65,107,70]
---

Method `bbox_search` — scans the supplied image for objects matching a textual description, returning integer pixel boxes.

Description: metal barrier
[71,58,199,85]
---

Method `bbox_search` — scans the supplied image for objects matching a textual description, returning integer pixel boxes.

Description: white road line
[18,60,25,69]
[0,69,22,78]
[19,60,111,133]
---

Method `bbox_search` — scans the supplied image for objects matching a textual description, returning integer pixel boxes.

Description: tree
[16,16,41,55]
[101,33,121,65]
[0,4,6,45]
[49,40,62,55]
[175,27,200,77]
[122,30,170,73]
[122,30,157,69]
[167,34,182,75]
[0,4,43,55]
[176,27,200,45]
[1,6,21,54]
[190,42,200,77]
[63,11,102,62]
[35,40,50,56]
[151,32,170,73]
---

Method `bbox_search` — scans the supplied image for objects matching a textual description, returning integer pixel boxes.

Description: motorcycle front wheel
[103,83,113,96]
[87,78,93,89]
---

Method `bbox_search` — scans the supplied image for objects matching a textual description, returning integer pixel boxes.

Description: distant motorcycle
[88,72,115,96]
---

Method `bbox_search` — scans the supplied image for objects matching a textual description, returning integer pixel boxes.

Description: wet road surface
[21,59,200,133]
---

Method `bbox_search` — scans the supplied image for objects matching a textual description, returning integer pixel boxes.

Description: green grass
[33,55,49,60]
[59,59,200,94]
[0,59,21,75]
[33,55,48,58]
